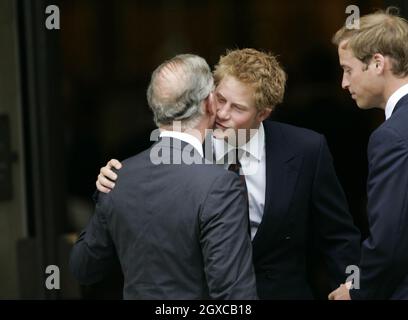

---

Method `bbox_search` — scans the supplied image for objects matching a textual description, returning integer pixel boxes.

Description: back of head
[213,48,286,112]
[147,54,214,128]
[332,7,408,77]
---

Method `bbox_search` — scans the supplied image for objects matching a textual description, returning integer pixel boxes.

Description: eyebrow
[233,103,248,110]
[216,91,250,109]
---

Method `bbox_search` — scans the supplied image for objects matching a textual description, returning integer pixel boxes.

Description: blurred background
[0,0,406,299]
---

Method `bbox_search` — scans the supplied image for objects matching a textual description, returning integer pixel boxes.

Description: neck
[382,76,408,109]
[185,126,206,144]
[159,122,207,144]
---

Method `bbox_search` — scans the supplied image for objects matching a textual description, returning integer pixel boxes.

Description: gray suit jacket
[69,137,257,299]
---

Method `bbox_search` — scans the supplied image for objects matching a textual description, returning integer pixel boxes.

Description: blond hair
[213,48,286,111]
[332,7,408,76]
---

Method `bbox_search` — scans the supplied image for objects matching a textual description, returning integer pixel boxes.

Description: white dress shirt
[160,130,204,157]
[213,123,266,240]
[385,83,408,120]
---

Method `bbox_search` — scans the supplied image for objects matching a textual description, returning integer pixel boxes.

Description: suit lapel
[252,121,302,248]
[392,93,408,116]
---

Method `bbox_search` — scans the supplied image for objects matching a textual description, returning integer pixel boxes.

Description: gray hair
[147,54,214,128]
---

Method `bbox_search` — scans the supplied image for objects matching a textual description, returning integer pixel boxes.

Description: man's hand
[328,282,352,300]
[96,159,122,193]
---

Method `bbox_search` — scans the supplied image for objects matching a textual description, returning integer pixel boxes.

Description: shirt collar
[159,130,204,157]
[213,122,265,161]
[385,83,408,120]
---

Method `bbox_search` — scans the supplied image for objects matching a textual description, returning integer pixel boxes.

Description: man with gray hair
[69,54,257,299]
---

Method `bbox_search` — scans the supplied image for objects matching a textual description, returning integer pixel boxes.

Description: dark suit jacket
[253,120,361,299]
[350,94,408,300]
[69,137,257,299]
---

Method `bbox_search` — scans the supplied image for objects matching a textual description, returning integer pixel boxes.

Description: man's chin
[355,100,372,110]
[212,130,228,140]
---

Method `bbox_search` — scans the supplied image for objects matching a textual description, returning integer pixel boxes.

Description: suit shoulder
[265,120,322,140]
[264,120,324,151]
[369,122,408,152]
[186,162,238,189]
[116,146,235,189]
[110,148,152,177]
[375,111,408,145]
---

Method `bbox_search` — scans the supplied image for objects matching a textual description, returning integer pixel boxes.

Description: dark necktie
[228,150,251,237]
[228,161,248,199]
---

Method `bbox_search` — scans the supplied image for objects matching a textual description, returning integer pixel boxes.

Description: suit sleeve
[350,127,408,299]
[199,172,258,300]
[311,135,361,289]
[69,193,117,285]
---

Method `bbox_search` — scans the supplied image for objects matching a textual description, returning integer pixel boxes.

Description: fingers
[337,293,348,300]
[328,284,350,300]
[98,173,115,189]
[328,285,342,300]
[96,179,111,193]
[108,159,122,170]
[95,159,120,194]
[101,166,118,181]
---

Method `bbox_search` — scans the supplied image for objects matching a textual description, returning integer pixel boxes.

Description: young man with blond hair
[329,8,408,300]
[96,48,361,299]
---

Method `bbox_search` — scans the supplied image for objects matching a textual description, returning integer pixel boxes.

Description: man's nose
[217,104,230,119]
[342,74,350,90]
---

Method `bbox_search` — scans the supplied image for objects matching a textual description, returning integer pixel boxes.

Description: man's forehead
[339,39,349,50]
[338,40,355,57]
[215,76,254,92]
[338,45,355,63]
[214,82,256,110]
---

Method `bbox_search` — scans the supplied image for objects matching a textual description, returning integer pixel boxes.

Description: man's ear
[257,107,272,122]
[205,92,216,117]
[372,53,386,74]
